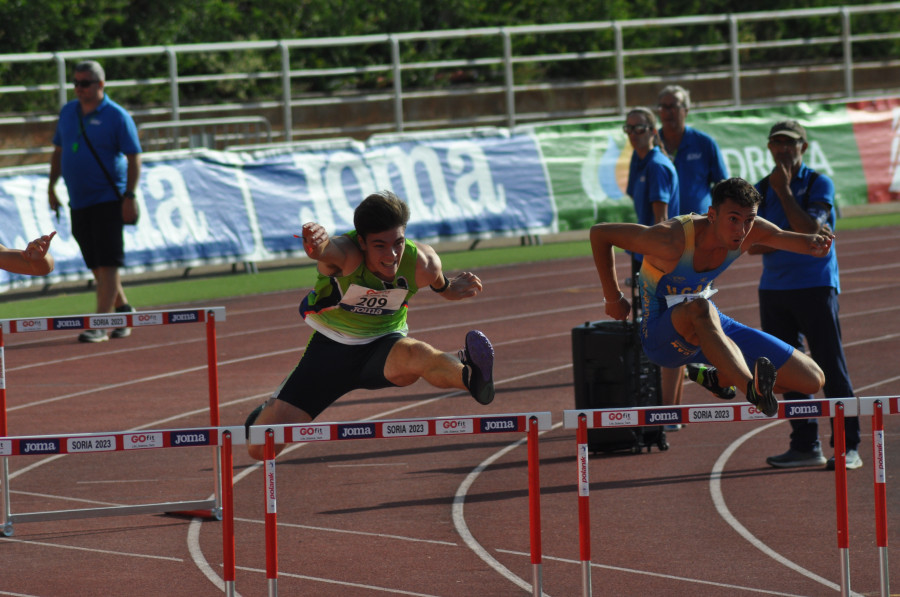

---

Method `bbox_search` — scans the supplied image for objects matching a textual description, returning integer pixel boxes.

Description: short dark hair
[353,190,410,238]
[711,178,762,209]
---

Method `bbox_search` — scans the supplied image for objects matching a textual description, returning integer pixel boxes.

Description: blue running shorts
[641,303,794,370]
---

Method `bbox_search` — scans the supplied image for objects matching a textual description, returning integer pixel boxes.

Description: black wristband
[123,191,135,199]
[430,275,450,293]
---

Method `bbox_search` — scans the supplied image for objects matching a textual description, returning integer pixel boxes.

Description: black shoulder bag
[77,109,140,225]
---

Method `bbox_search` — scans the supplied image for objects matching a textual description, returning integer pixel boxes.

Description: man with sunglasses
[656,85,728,215]
[748,120,862,470]
[48,60,141,343]
[656,85,728,414]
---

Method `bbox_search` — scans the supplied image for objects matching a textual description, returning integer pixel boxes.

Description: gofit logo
[134,313,164,327]
[53,317,84,330]
[436,419,473,435]
[172,430,210,446]
[124,432,164,449]
[21,439,60,454]
[602,411,637,426]
[785,402,823,418]
[292,425,330,441]
[481,417,517,433]
[169,311,200,323]
[338,424,375,439]
[17,319,48,332]
[741,405,773,420]
[0,440,11,456]
[646,410,681,424]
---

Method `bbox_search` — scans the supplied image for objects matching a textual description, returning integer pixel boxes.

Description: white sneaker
[78,329,108,343]
[826,449,863,470]
[111,304,135,339]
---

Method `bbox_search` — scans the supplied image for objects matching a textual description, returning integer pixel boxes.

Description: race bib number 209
[339,285,407,316]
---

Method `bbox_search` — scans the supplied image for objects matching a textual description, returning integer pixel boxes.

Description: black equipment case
[572,273,668,454]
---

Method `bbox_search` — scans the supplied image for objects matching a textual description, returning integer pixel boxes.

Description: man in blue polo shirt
[750,120,862,470]
[655,85,726,413]
[657,85,728,215]
[49,60,141,343]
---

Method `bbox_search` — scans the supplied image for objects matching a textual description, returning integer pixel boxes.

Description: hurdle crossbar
[249,412,553,597]
[562,397,897,597]
[0,425,244,523]
[0,307,226,537]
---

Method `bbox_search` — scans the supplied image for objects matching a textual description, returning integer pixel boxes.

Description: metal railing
[1,3,899,167]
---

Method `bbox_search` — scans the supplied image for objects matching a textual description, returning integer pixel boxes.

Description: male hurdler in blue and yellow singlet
[589,178,834,417]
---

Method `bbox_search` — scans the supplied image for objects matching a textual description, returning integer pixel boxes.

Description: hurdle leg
[264,429,278,597]
[577,413,592,597]
[221,431,236,596]
[833,403,850,597]
[872,400,890,597]
[527,416,543,596]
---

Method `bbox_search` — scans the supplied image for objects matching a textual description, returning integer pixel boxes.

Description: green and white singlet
[300,231,419,344]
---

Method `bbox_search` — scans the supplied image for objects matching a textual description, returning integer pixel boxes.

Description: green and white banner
[528,98,900,231]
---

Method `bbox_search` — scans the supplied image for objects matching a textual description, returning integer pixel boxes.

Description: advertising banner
[1,100,897,293]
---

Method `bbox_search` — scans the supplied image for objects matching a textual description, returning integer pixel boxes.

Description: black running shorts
[273,331,404,420]
[71,200,125,269]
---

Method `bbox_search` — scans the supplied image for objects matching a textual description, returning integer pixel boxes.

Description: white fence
[2,4,900,165]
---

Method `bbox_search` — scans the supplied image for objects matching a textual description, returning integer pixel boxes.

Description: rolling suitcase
[572,274,668,454]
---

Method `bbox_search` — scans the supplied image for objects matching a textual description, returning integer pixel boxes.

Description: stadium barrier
[0,307,226,536]
[247,412,553,597]
[563,397,899,597]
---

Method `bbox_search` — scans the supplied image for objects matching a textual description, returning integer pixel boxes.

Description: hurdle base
[164,507,222,521]
[3,499,218,532]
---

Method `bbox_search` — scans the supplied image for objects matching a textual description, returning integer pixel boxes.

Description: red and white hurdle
[0,307,226,536]
[248,412,553,597]
[565,396,899,597]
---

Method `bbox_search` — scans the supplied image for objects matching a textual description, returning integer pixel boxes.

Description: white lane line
[232,565,443,596]
[232,517,458,547]
[709,421,864,597]
[495,548,811,596]
[327,463,407,468]
[9,489,127,508]
[2,536,183,562]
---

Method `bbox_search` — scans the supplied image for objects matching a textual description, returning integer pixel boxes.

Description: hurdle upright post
[527,415,543,597]
[872,400,890,597]
[577,413,592,597]
[207,309,223,520]
[0,324,10,537]
[834,402,851,597]
[264,429,278,597]
[221,430,236,596]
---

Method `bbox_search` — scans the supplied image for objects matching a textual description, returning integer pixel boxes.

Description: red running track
[1,225,899,596]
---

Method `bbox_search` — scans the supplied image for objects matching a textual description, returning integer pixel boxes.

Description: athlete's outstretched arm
[589,221,683,320]
[415,242,483,301]
[0,231,56,276]
[299,222,359,277]
[746,217,833,257]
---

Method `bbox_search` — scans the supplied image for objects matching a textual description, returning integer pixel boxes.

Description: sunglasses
[657,102,684,111]
[622,124,650,134]
[73,79,99,88]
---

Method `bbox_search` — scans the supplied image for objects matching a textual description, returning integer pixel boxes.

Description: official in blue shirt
[751,120,861,470]
[48,60,141,343]
[624,107,680,232]
[657,85,728,214]
[623,107,683,413]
